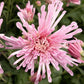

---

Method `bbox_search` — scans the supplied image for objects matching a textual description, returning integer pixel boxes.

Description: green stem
[1,52,8,60]
[0,40,5,47]
[1,77,7,83]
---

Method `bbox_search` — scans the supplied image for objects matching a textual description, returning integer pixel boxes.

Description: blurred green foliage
[0,0,84,84]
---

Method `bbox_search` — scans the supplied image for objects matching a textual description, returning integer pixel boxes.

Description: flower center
[35,38,49,52]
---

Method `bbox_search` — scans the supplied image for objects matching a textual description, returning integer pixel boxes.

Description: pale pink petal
[0,19,3,27]
[0,65,4,74]
[0,2,4,16]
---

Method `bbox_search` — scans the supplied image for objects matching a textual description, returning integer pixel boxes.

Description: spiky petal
[0,2,4,28]
[0,65,4,74]
[67,0,80,6]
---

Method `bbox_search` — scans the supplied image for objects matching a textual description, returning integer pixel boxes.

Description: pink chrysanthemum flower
[68,38,84,63]
[16,1,35,23]
[0,1,82,84]
[67,0,80,6]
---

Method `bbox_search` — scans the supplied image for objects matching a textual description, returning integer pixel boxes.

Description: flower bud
[68,39,84,63]
[16,1,35,24]
[36,1,41,6]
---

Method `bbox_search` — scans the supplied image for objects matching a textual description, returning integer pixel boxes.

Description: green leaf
[71,78,80,84]
[77,68,84,76]
[51,66,62,78]
[14,70,29,84]
[52,76,62,84]
[39,78,49,84]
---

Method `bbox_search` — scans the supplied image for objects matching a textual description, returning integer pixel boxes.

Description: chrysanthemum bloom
[68,39,84,63]
[0,1,82,84]
[16,1,35,23]
[67,0,80,6]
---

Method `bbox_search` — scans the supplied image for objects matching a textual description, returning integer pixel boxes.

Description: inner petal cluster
[34,37,49,52]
